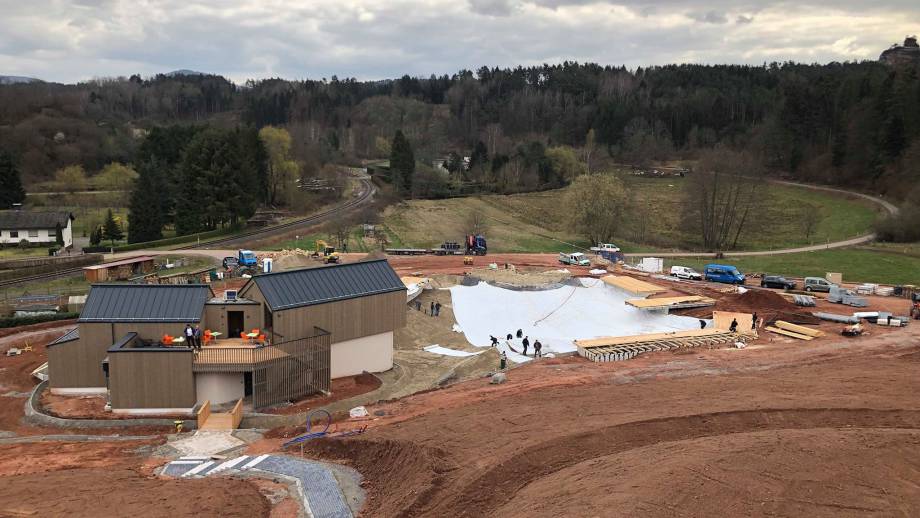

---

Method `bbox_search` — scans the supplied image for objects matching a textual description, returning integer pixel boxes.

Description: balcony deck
[193,338,289,371]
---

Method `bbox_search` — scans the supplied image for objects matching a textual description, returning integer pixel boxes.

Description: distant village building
[0,211,74,249]
[880,36,920,66]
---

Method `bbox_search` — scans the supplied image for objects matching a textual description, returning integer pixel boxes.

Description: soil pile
[0,468,269,518]
[684,289,819,324]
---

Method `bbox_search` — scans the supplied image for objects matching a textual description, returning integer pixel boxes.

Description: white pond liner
[423,345,486,357]
[449,278,703,356]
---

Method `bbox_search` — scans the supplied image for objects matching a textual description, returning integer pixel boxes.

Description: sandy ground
[277,321,920,517]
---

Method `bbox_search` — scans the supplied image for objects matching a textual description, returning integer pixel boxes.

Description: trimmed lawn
[664,246,920,286]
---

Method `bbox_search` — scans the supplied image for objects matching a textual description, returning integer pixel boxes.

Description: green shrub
[0,312,79,328]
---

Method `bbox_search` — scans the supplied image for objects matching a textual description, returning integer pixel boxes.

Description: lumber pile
[601,275,668,296]
[764,320,824,341]
[626,295,716,311]
[576,329,741,363]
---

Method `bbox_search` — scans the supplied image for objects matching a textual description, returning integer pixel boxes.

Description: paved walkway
[163,454,354,518]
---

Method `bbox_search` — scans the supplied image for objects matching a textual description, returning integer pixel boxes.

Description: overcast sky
[1,0,918,84]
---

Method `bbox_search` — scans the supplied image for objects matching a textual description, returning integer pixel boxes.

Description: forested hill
[1,61,918,197]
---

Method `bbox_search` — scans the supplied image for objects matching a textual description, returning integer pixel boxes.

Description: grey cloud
[468,0,516,16]
[688,10,728,24]
[736,14,754,24]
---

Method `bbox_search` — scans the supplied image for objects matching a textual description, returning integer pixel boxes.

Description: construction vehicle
[313,240,339,264]
[466,234,487,256]
[238,250,258,267]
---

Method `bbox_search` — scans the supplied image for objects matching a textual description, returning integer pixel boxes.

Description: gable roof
[0,211,73,230]
[245,259,406,311]
[47,327,79,348]
[79,284,213,323]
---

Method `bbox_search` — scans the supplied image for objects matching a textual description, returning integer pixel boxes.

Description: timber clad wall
[248,289,405,345]
[203,303,262,337]
[108,349,195,409]
[48,322,111,388]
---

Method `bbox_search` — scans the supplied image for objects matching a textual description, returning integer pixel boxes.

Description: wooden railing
[197,400,211,429]
[194,347,255,370]
[230,398,244,429]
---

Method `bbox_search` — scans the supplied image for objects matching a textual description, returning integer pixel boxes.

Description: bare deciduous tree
[682,147,762,251]
[464,210,489,236]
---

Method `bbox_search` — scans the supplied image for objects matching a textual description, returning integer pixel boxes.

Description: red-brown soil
[263,372,382,415]
[277,324,920,517]
[0,467,270,518]
[681,288,820,324]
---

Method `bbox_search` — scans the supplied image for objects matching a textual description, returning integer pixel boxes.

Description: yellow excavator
[314,240,339,264]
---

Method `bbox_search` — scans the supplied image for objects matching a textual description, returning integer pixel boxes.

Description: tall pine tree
[127,159,167,243]
[102,209,124,245]
[0,151,26,209]
[389,130,415,196]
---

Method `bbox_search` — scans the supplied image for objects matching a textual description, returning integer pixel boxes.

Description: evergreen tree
[389,130,415,195]
[0,151,26,209]
[127,159,167,243]
[89,225,102,246]
[54,223,64,247]
[102,209,124,245]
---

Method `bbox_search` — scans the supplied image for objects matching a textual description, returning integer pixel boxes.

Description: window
[28,230,39,238]
[9,231,18,238]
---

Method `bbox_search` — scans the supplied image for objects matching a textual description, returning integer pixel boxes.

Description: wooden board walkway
[576,328,742,363]
[601,275,668,296]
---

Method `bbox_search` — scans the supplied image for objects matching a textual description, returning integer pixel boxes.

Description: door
[243,372,253,397]
[228,311,245,339]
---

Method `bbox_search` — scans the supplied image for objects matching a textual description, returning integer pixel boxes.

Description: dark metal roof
[249,259,406,311]
[47,327,79,348]
[0,211,73,230]
[79,284,213,323]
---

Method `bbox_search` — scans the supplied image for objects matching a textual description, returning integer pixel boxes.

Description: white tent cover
[449,278,702,355]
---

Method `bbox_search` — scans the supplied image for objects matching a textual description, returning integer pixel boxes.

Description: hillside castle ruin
[880,36,920,66]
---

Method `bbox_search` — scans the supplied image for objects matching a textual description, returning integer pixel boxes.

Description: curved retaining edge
[23,380,197,430]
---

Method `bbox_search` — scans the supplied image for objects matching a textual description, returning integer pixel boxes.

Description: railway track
[175,177,375,250]
[0,266,86,288]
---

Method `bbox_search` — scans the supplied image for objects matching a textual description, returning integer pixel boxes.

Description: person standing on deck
[193,324,203,351]
[184,324,194,348]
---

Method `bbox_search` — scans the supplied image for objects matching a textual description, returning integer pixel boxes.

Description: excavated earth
[294,324,920,517]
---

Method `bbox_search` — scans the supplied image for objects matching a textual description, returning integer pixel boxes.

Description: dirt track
[295,324,920,517]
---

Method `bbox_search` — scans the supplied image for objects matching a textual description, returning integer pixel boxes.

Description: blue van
[704,264,745,285]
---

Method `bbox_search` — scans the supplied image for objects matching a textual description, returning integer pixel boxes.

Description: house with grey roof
[0,210,75,249]
[47,260,406,415]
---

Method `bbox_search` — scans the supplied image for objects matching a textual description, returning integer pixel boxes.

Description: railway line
[175,177,375,250]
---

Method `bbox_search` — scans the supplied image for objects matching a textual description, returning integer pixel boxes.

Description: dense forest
[1,61,919,199]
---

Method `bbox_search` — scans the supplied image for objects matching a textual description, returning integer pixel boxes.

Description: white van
[670,265,702,280]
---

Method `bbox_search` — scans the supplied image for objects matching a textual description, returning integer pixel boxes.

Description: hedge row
[113,228,233,253]
[0,312,80,329]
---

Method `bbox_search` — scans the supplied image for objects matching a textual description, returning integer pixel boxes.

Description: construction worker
[729,318,738,333]
[435,301,442,316]
[490,335,499,347]
[506,333,513,341]
[522,336,530,356]
[430,301,435,316]
[500,351,507,370]
[516,329,523,339]
[699,319,707,329]
[751,312,758,331]
[533,340,542,358]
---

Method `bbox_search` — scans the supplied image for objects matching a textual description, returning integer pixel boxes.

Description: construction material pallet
[577,329,740,363]
[625,295,716,311]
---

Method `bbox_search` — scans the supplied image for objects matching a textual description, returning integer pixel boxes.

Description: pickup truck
[559,252,591,266]
[589,243,620,253]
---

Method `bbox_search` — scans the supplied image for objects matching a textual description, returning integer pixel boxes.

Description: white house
[0,211,75,249]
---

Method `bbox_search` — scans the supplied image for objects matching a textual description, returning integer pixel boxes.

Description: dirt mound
[0,467,269,518]
[364,250,387,261]
[684,289,819,324]
[304,437,455,518]
[274,253,314,271]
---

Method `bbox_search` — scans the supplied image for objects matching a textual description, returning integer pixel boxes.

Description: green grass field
[664,246,920,286]
[381,177,882,253]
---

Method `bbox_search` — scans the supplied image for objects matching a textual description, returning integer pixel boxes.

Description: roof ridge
[252,258,389,279]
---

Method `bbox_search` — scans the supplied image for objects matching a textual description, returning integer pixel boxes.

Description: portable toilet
[263,257,273,273]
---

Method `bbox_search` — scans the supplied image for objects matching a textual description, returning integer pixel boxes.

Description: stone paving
[162,454,353,518]
[168,431,246,457]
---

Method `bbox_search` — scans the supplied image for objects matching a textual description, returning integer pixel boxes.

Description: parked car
[589,243,620,253]
[803,277,837,292]
[704,263,745,285]
[559,252,591,266]
[670,265,702,280]
[222,256,239,269]
[760,275,796,290]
